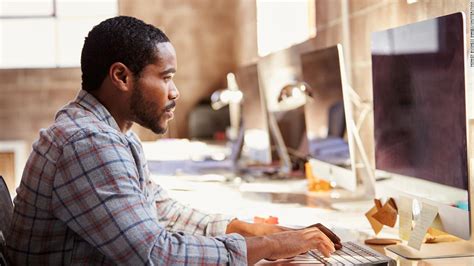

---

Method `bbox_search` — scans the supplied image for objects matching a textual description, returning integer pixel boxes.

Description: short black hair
[81,16,170,91]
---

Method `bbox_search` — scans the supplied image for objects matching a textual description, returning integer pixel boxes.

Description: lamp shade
[277,81,313,103]
[210,73,243,110]
[211,89,243,110]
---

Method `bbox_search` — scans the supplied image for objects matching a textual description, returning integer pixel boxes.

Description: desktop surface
[147,166,474,265]
[143,134,474,264]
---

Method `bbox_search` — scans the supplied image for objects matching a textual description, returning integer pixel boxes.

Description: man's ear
[109,62,133,92]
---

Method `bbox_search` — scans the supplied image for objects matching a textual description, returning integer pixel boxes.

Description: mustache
[164,101,176,111]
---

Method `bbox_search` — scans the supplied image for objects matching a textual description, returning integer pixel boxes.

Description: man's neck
[89,89,132,134]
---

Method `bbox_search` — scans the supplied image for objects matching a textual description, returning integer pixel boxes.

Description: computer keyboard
[308,241,396,265]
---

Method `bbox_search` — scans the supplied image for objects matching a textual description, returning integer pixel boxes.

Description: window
[256,0,315,57]
[0,0,118,68]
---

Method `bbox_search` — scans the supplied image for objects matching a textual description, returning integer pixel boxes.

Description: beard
[130,84,168,135]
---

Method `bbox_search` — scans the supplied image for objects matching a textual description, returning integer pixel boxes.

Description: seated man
[7,16,339,265]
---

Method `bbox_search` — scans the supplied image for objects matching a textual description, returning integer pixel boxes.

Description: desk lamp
[278,81,312,104]
[210,73,243,141]
[270,81,314,174]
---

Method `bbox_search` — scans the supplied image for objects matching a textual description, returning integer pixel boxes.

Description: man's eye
[164,76,172,81]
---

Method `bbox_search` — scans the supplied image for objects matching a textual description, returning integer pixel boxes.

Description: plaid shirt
[7,90,247,265]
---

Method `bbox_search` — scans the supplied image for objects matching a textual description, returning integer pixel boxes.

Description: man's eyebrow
[160,68,176,75]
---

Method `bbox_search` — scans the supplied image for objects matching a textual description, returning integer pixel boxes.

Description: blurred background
[0,0,469,191]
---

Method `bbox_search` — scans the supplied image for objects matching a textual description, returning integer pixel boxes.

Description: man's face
[130,42,179,134]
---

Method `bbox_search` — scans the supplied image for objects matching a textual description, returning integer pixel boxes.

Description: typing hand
[264,227,336,261]
[305,223,342,250]
[245,226,336,264]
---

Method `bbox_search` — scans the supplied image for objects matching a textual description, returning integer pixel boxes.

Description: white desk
[144,139,474,265]
[150,174,474,265]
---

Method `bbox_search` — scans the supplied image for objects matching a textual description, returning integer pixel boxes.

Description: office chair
[310,101,349,166]
[0,176,12,266]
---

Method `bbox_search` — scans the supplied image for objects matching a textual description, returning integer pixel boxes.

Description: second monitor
[301,45,350,167]
[372,12,473,259]
[302,44,372,194]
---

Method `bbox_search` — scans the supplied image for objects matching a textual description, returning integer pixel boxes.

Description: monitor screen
[256,42,360,190]
[302,46,345,140]
[301,45,349,166]
[372,13,467,190]
[273,105,307,155]
[372,13,471,243]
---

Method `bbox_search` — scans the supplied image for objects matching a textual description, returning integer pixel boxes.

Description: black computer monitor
[373,15,467,190]
[298,44,363,193]
[273,106,307,156]
[301,45,349,166]
[372,12,472,258]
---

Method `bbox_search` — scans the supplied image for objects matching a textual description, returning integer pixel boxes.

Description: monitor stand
[386,241,474,260]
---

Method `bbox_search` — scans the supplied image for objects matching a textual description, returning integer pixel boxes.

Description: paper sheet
[407,202,438,250]
[373,201,397,227]
[365,205,383,235]
[387,198,398,211]
[374,198,382,209]
[398,196,413,241]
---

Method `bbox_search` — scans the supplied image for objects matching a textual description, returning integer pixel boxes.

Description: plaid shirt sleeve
[150,181,235,237]
[51,132,247,265]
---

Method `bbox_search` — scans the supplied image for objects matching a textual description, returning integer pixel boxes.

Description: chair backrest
[0,176,13,242]
[327,101,346,138]
[0,176,12,265]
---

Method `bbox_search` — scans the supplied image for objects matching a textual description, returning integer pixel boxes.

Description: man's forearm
[245,236,275,265]
[226,219,288,236]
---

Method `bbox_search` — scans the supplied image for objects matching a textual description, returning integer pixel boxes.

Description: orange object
[365,198,399,236]
[265,216,279,224]
[254,216,279,225]
[365,205,384,235]
[305,162,331,192]
[213,131,226,141]
[373,201,398,228]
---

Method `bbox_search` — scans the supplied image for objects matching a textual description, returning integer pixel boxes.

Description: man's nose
[169,82,179,100]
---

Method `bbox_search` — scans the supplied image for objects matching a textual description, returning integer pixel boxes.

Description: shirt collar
[74,90,122,132]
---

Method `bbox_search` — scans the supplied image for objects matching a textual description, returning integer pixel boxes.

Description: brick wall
[0,0,257,148]
[0,68,81,146]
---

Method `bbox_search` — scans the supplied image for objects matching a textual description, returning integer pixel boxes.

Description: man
[7,16,339,265]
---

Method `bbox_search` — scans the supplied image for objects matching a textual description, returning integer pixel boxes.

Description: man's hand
[226,219,342,250]
[245,227,336,265]
[305,223,342,250]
